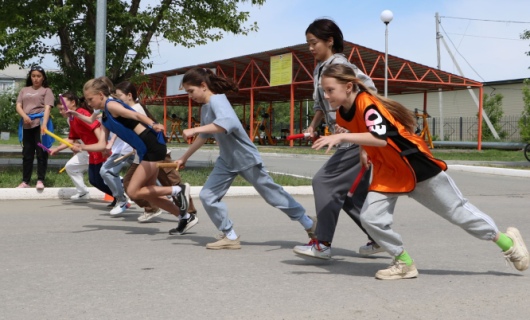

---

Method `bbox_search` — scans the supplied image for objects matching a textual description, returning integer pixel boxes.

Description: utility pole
[435,12,444,141]
[95,0,107,78]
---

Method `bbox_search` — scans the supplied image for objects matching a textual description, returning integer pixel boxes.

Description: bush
[0,91,20,133]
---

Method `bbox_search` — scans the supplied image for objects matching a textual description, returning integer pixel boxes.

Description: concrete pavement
[1,164,530,318]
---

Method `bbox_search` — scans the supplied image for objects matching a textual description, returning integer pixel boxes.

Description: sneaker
[70,192,90,202]
[110,200,129,216]
[504,227,529,271]
[206,235,241,250]
[293,239,331,260]
[359,240,386,256]
[306,215,317,239]
[375,259,419,280]
[172,183,190,213]
[36,180,44,190]
[106,198,117,208]
[17,182,30,188]
[137,209,163,223]
[168,214,198,235]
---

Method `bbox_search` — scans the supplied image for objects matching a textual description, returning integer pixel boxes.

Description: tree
[522,29,530,68]
[480,93,507,141]
[519,79,530,142]
[0,0,265,91]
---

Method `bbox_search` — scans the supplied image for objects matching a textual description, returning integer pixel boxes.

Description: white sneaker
[293,239,331,260]
[70,192,90,202]
[110,200,129,216]
[137,209,163,223]
[359,241,386,256]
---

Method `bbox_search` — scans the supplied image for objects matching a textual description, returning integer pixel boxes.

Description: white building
[0,64,29,94]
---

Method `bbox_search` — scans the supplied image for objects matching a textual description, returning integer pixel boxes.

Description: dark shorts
[139,129,166,162]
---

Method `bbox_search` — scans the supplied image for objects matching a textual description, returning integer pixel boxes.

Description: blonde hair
[322,64,417,133]
[83,76,115,97]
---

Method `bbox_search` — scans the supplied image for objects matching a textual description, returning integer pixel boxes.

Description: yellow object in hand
[44,129,73,148]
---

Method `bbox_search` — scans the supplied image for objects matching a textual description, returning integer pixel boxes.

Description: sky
[143,0,530,82]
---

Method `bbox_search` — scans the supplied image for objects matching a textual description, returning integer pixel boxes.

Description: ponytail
[182,67,239,94]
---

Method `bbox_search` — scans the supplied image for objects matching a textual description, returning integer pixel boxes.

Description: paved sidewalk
[1,170,529,320]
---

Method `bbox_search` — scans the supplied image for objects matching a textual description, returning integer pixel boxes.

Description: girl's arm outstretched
[312,132,387,153]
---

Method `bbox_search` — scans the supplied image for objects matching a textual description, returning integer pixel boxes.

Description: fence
[272,115,525,143]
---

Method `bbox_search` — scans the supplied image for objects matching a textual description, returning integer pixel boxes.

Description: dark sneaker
[169,213,198,235]
[172,183,190,213]
[106,198,117,208]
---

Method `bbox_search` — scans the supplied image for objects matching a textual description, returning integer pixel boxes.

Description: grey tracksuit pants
[199,163,306,232]
[312,145,373,243]
[360,171,499,257]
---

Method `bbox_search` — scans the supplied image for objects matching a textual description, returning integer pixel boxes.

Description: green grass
[0,166,312,188]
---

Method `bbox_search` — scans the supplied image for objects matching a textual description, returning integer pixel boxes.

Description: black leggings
[22,126,48,183]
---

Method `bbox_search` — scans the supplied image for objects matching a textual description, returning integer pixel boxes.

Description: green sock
[396,250,413,266]
[495,233,514,252]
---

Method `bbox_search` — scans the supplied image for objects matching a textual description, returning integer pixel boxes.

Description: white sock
[171,185,182,197]
[181,213,190,219]
[299,215,313,230]
[225,229,238,240]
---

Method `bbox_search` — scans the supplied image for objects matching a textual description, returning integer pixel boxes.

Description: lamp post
[380,10,393,98]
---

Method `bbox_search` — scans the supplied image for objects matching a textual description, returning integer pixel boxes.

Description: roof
[0,64,29,80]
[141,40,483,106]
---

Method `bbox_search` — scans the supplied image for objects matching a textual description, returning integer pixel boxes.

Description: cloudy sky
[145,0,530,82]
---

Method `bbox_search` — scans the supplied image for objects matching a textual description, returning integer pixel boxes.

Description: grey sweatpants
[312,145,373,243]
[199,163,306,232]
[360,171,499,256]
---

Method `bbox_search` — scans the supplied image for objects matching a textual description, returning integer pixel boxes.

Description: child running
[311,63,529,279]
[176,67,315,250]
[49,92,114,203]
[70,77,192,234]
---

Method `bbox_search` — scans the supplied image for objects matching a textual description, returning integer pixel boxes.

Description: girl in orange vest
[312,63,528,280]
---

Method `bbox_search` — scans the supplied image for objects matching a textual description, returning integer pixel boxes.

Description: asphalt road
[1,169,529,319]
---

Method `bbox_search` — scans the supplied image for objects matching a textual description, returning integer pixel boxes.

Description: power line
[440,16,530,24]
[446,33,524,41]
[439,22,486,82]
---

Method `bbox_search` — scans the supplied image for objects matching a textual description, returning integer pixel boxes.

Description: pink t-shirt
[16,86,55,129]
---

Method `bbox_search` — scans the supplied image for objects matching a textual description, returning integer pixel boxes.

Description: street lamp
[380,10,393,98]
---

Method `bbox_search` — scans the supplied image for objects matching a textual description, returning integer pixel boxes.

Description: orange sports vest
[336,92,447,193]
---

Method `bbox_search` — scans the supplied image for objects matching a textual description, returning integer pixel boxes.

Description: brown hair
[62,92,93,114]
[321,64,417,133]
[182,68,239,94]
[115,81,157,123]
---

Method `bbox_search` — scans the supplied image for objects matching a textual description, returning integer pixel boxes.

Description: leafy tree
[519,79,530,142]
[0,0,265,92]
[480,93,507,141]
[522,29,530,67]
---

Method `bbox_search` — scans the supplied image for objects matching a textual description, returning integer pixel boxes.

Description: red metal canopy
[139,40,485,148]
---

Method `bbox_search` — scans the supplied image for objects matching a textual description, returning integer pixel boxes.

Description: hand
[304,126,315,139]
[49,148,58,156]
[311,134,342,154]
[71,143,83,153]
[174,159,186,170]
[40,126,46,135]
[152,123,164,133]
[102,149,111,158]
[23,115,31,125]
[360,148,371,169]
[182,128,196,140]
